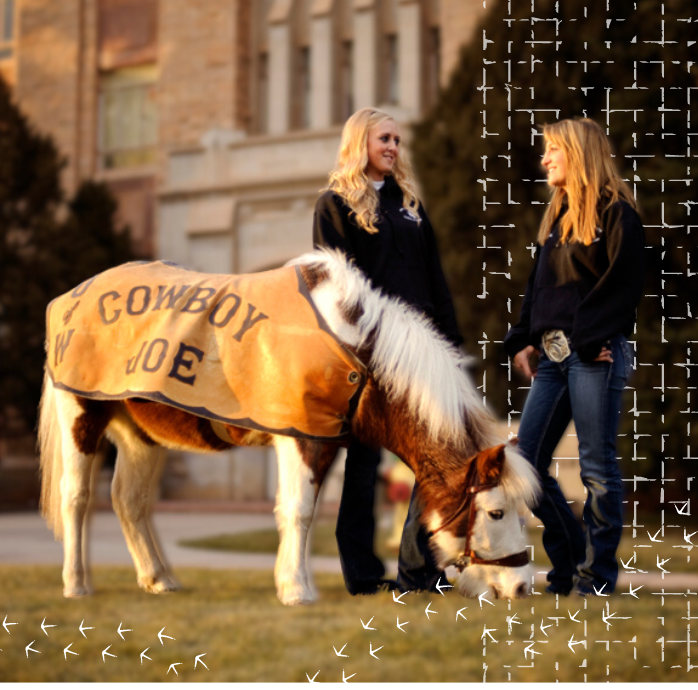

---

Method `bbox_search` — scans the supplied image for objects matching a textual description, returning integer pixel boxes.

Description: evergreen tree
[0,77,134,438]
[412,0,696,488]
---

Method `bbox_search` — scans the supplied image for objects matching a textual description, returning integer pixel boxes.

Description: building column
[439,0,489,87]
[353,0,377,110]
[310,1,334,130]
[398,0,421,118]
[267,3,292,134]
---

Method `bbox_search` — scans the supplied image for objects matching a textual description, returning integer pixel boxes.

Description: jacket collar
[379,175,403,199]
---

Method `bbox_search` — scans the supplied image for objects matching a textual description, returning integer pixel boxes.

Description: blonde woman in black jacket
[314,107,461,594]
[505,118,645,596]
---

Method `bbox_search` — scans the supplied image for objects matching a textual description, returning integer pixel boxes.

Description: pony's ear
[476,444,506,484]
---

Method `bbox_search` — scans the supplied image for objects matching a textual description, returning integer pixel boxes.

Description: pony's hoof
[139,574,179,593]
[280,595,314,606]
[278,586,316,606]
[64,586,89,598]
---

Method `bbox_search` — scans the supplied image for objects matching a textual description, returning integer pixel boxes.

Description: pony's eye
[488,510,504,520]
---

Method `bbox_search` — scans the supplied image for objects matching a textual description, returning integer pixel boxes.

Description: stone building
[2,0,487,501]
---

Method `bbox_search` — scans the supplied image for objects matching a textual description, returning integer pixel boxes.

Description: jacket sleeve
[420,210,463,347]
[312,192,356,259]
[571,202,645,362]
[504,248,540,359]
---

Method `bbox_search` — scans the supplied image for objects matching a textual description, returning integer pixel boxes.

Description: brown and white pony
[38,250,540,605]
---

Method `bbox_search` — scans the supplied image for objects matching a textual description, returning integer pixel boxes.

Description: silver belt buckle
[542,329,571,362]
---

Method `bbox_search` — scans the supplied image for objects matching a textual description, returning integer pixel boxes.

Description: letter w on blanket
[46,261,366,440]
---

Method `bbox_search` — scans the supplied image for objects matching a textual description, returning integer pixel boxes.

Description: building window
[425,26,440,109]
[337,40,354,123]
[292,46,311,130]
[383,34,399,105]
[0,0,15,61]
[256,52,269,134]
[98,65,158,170]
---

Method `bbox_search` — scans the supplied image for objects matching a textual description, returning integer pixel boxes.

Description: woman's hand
[593,346,613,363]
[513,345,538,380]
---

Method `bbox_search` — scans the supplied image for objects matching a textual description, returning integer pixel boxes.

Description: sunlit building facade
[3,0,485,500]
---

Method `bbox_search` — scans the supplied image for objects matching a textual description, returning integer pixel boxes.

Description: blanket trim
[47,367,356,442]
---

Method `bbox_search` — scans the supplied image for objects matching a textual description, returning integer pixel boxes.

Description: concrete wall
[14,0,96,195]
[158,0,241,152]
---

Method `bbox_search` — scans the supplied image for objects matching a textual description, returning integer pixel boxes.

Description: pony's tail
[38,369,64,541]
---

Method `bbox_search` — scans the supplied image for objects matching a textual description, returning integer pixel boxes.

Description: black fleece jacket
[312,176,462,347]
[504,200,645,362]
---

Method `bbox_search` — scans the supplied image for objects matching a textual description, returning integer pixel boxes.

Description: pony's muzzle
[455,563,533,600]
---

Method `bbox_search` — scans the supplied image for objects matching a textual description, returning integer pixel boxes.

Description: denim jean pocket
[608,336,631,389]
[620,338,633,381]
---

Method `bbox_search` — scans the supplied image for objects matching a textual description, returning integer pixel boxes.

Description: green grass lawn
[179,519,400,563]
[0,564,693,683]
[180,514,697,575]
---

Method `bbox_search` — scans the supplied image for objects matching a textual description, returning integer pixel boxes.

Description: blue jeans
[517,335,633,593]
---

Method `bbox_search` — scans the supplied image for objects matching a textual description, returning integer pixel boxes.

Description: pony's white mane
[500,446,542,508]
[290,249,500,448]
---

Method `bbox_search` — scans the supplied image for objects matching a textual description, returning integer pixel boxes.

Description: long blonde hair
[538,118,637,245]
[326,107,421,234]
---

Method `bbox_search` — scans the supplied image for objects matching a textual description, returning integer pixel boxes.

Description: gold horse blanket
[46,261,366,440]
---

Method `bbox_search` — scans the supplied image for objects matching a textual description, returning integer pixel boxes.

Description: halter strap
[468,550,530,568]
[455,549,530,570]
[431,460,530,570]
[431,462,496,536]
